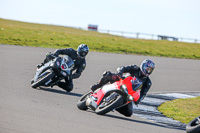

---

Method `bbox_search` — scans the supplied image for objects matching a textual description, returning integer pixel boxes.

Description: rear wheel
[95,92,124,115]
[31,71,55,88]
[77,91,92,110]
[186,116,200,133]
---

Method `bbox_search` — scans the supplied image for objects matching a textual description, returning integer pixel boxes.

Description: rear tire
[77,91,91,110]
[31,72,55,88]
[186,116,200,133]
[95,93,123,115]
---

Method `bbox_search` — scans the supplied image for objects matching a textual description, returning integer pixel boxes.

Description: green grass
[158,96,200,124]
[0,18,200,59]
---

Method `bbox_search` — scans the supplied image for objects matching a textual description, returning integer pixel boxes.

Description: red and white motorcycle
[77,76,142,115]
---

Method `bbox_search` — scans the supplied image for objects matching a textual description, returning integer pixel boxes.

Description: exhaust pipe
[86,97,97,111]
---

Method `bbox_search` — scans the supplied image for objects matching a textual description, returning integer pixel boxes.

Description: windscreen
[63,55,74,69]
[131,77,143,91]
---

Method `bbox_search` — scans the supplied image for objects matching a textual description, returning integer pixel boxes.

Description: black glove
[46,52,55,61]
[45,52,52,57]
[116,72,123,78]
[134,100,140,105]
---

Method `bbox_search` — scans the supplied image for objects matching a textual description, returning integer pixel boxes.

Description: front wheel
[186,116,200,133]
[95,93,124,115]
[31,72,55,88]
[77,91,92,110]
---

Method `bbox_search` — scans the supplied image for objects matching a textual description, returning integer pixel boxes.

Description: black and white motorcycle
[31,55,74,89]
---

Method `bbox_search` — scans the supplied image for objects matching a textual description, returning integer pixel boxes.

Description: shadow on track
[38,87,82,97]
[104,114,186,131]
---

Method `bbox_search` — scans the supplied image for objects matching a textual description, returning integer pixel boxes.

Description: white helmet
[140,59,155,76]
[77,44,89,58]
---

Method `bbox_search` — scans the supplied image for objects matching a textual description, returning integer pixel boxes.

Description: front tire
[95,93,124,115]
[77,91,92,110]
[31,72,55,88]
[186,116,200,133]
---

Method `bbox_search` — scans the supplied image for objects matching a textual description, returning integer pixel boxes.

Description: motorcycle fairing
[34,60,54,82]
[34,55,74,82]
[61,55,74,70]
[115,76,141,102]
[90,76,141,108]
[91,84,116,105]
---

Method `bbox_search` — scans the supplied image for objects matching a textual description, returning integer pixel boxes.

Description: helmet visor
[143,65,154,75]
[78,51,88,58]
[145,66,153,74]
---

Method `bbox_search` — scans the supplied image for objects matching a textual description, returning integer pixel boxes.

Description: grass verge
[158,96,200,124]
[0,18,200,59]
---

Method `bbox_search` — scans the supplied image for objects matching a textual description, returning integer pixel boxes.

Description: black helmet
[77,44,89,58]
[140,59,155,76]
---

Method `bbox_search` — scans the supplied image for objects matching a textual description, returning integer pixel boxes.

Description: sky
[1,0,200,41]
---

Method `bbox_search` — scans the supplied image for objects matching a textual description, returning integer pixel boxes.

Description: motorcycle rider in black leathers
[39,44,89,92]
[90,59,155,117]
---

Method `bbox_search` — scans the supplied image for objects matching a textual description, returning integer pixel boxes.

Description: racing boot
[57,81,73,92]
[90,83,102,92]
[37,63,44,69]
[37,53,52,69]
[90,71,112,92]
[30,79,34,84]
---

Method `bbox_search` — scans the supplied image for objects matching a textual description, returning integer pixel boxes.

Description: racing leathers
[43,48,86,92]
[90,65,152,117]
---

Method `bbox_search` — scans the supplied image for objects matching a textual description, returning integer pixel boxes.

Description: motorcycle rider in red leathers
[90,59,155,117]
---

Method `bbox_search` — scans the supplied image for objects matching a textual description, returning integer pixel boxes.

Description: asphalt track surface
[0,44,199,133]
